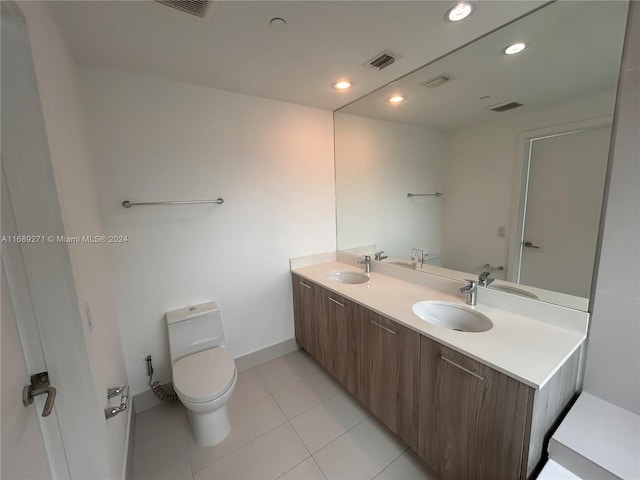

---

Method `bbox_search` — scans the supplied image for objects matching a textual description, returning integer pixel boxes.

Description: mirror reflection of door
[518,125,611,297]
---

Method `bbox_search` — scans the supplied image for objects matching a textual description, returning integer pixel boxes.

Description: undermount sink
[327,271,370,285]
[488,285,538,299]
[412,301,493,332]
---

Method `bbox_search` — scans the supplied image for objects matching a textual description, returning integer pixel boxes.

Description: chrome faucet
[357,255,372,273]
[374,251,388,261]
[479,271,494,287]
[411,248,424,268]
[459,279,478,306]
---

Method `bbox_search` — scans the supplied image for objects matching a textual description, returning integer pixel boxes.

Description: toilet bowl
[166,302,237,446]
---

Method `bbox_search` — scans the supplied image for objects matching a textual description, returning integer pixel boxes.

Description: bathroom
[1,1,638,479]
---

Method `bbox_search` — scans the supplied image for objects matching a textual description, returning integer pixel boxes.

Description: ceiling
[338,0,629,130]
[47,0,546,111]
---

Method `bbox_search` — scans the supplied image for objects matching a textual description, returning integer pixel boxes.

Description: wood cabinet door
[292,274,323,363]
[362,311,420,450]
[418,336,532,480]
[322,290,363,400]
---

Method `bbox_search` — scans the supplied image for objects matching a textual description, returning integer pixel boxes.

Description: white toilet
[166,301,237,446]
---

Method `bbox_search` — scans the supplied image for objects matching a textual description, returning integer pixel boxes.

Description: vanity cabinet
[293,276,420,447]
[361,310,420,450]
[418,335,532,480]
[291,273,580,480]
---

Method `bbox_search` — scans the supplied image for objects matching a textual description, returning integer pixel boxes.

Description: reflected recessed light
[446,2,473,22]
[387,95,406,104]
[333,80,353,90]
[503,42,526,55]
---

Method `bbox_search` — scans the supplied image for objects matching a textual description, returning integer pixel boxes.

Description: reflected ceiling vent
[365,51,396,71]
[486,100,524,112]
[421,74,452,88]
[155,1,215,18]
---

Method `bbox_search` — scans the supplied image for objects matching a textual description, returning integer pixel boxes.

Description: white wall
[584,2,640,415]
[19,2,129,477]
[335,113,445,259]
[78,66,336,396]
[441,91,616,279]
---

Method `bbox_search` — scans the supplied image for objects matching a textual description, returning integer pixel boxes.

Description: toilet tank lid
[166,301,219,325]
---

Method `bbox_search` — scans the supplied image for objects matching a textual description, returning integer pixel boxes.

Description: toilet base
[187,405,231,446]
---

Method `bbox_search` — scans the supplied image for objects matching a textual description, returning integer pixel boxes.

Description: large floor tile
[189,395,287,473]
[313,417,406,480]
[228,368,270,412]
[290,393,369,453]
[278,457,326,480]
[256,350,323,393]
[194,424,310,480]
[273,370,342,419]
[374,450,440,480]
[132,404,192,480]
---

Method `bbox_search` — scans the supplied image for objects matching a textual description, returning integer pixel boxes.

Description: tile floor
[132,350,441,480]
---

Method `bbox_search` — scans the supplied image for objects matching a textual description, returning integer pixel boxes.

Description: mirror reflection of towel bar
[407,192,443,198]
[483,264,504,271]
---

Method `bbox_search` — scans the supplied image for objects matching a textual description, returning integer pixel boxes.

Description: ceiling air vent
[487,101,524,112]
[366,51,396,71]
[421,74,452,88]
[155,1,214,18]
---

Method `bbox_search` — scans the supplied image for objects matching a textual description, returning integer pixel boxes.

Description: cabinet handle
[298,281,312,289]
[328,297,344,307]
[370,319,396,335]
[440,355,485,381]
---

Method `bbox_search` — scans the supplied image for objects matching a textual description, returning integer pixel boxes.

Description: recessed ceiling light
[333,80,353,90]
[445,2,473,22]
[387,95,406,104]
[503,42,526,55]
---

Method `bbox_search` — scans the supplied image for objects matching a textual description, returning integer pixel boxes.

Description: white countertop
[550,392,640,479]
[292,261,585,390]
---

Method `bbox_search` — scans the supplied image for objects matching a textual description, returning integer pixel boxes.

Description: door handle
[327,297,344,307]
[369,319,397,335]
[523,241,540,249]
[23,372,57,417]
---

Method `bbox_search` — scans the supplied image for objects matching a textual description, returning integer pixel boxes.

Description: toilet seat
[172,346,236,404]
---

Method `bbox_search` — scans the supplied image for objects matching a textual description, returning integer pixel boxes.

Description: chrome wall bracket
[105,385,129,419]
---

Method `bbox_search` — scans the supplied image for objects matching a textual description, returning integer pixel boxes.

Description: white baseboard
[132,338,299,413]
[133,383,173,413]
[234,338,299,372]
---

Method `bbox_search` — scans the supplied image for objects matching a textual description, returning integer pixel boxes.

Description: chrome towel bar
[407,192,443,198]
[122,198,224,208]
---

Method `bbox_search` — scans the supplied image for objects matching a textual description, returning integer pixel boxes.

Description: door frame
[1,3,112,478]
[507,115,614,286]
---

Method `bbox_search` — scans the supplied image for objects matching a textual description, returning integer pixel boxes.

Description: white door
[1,3,114,478]
[1,259,52,480]
[518,125,611,297]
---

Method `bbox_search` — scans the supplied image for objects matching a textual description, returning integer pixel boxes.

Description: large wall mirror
[334,1,629,311]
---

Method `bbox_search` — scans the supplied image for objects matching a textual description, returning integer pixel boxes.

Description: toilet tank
[166,301,226,363]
